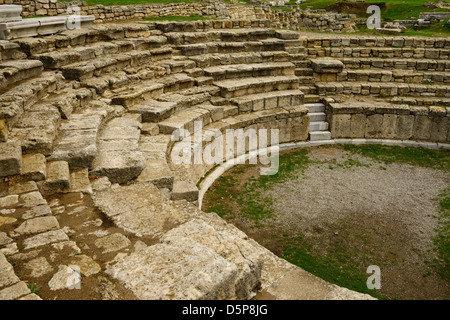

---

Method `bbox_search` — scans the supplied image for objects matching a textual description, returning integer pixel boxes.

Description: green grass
[271,6,293,12]
[27,281,42,296]
[342,144,450,170]
[281,236,387,299]
[355,18,450,37]
[293,0,449,20]
[144,14,214,22]
[432,188,450,282]
[204,149,312,225]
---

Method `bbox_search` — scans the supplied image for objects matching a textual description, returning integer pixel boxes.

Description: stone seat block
[214,75,299,98]
[0,141,21,177]
[311,58,344,74]
[0,60,43,90]
[204,62,295,80]
[230,90,304,113]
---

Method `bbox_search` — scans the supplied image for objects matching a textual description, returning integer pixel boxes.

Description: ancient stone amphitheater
[0,18,449,300]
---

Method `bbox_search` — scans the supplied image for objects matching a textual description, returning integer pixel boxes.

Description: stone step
[230,89,304,113]
[309,130,332,141]
[304,94,321,103]
[48,104,113,169]
[157,58,196,74]
[137,135,174,190]
[0,60,43,90]
[339,57,450,72]
[336,69,450,84]
[204,62,295,81]
[390,96,450,107]
[189,51,290,68]
[298,76,315,85]
[177,39,285,56]
[171,180,199,202]
[308,46,450,60]
[0,71,63,130]
[295,67,313,77]
[13,26,163,55]
[299,85,317,95]
[10,106,61,156]
[91,117,146,184]
[214,75,299,99]
[316,82,450,97]
[304,103,325,113]
[165,28,277,45]
[33,40,170,69]
[158,106,213,135]
[0,41,27,62]
[61,50,153,80]
[309,112,326,122]
[0,141,22,178]
[309,121,329,131]
[299,36,449,50]
[9,87,94,156]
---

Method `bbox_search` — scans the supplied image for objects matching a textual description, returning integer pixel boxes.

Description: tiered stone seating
[1,20,449,301]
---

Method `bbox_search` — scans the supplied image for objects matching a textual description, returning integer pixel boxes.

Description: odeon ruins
[0,1,449,300]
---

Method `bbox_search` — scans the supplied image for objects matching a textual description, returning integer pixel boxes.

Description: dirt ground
[203,146,450,300]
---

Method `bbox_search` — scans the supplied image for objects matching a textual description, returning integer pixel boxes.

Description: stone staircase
[305,102,331,142]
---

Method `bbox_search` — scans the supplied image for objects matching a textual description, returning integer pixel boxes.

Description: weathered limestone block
[23,229,69,250]
[331,114,351,138]
[21,153,46,181]
[106,238,239,300]
[412,115,431,141]
[69,168,92,194]
[163,219,263,299]
[0,120,7,142]
[91,150,146,184]
[430,107,448,142]
[38,161,70,195]
[0,141,21,177]
[382,114,398,139]
[289,115,309,142]
[350,114,366,138]
[396,114,415,140]
[311,58,344,73]
[92,182,198,238]
[0,281,30,300]
[0,194,18,207]
[8,180,38,195]
[0,251,20,288]
[14,216,59,235]
[171,180,199,202]
[365,114,383,139]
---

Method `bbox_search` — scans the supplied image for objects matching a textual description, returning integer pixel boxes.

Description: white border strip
[198,138,450,208]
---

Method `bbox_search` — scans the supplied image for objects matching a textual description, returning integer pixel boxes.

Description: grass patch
[341,144,450,170]
[432,188,450,282]
[281,237,387,299]
[271,6,293,12]
[203,149,312,226]
[27,281,42,296]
